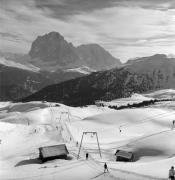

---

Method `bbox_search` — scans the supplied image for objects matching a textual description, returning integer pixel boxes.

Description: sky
[1,0,175,62]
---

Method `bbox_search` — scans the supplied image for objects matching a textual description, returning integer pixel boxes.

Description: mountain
[124,54,175,89]
[20,67,156,106]
[76,44,121,70]
[1,31,122,101]
[22,54,175,106]
[29,32,81,71]
[28,32,121,71]
[0,63,85,101]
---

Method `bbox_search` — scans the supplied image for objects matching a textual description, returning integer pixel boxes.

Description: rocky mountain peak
[28,32,80,70]
[28,31,121,71]
[36,31,64,42]
[76,43,121,70]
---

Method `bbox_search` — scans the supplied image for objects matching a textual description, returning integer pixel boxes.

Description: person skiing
[169,166,175,180]
[173,120,175,129]
[76,141,78,147]
[104,162,109,173]
[86,153,89,160]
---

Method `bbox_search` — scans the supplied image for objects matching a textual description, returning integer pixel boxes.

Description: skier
[119,126,122,133]
[169,166,175,180]
[76,141,78,147]
[86,153,89,160]
[104,162,109,173]
[173,120,175,129]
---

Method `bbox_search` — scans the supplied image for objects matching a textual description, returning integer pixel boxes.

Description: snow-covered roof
[39,144,69,158]
[115,150,133,159]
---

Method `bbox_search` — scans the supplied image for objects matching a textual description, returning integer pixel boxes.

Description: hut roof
[115,150,133,159]
[39,144,69,158]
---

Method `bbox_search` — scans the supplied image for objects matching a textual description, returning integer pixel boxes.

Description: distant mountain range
[22,54,175,106]
[1,32,175,104]
[29,32,121,71]
[0,32,121,101]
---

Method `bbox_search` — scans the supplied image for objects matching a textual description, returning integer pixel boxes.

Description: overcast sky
[1,0,175,62]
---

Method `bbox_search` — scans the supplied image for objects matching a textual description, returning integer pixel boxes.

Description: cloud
[0,32,21,40]
[1,0,175,61]
[34,0,118,19]
[33,0,175,20]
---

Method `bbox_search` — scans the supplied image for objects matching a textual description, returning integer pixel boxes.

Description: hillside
[0,64,84,101]
[21,68,155,106]
[22,54,175,106]
[125,54,175,89]
[1,94,175,179]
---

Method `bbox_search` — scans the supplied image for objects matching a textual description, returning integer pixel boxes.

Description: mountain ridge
[22,54,175,106]
[0,31,122,101]
[28,31,121,71]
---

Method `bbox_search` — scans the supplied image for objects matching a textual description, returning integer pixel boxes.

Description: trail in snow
[49,107,120,180]
[50,107,165,180]
[1,99,175,180]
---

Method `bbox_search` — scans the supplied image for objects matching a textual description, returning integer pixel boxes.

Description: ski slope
[0,93,175,179]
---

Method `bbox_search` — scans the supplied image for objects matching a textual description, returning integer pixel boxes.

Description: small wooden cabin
[115,150,134,162]
[39,144,69,162]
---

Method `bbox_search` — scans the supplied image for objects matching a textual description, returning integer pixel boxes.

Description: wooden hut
[115,150,134,162]
[39,144,69,162]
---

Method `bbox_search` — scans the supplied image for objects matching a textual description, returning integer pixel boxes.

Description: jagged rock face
[29,32,81,70]
[28,32,121,71]
[0,32,122,101]
[76,44,121,71]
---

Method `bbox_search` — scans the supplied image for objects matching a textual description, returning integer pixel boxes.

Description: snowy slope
[144,89,175,99]
[64,66,96,75]
[0,57,40,72]
[96,93,153,107]
[0,102,116,180]
[0,98,175,179]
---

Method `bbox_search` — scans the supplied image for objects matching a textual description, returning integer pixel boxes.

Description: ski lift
[77,132,102,159]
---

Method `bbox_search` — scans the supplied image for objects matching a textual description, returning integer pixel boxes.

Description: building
[39,144,69,162]
[115,150,134,162]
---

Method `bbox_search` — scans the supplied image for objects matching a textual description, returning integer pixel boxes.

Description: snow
[96,93,153,107]
[1,90,175,180]
[65,66,96,74]
[144,89,175,99]
[0,57,40,72]
[0,102,11,108]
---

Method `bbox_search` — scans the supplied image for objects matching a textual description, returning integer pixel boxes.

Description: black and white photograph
[1,0,175,179]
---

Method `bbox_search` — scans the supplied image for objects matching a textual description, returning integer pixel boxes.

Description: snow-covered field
[144,89,175,100]
[1,90,175,180]
[96,93,153,107]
